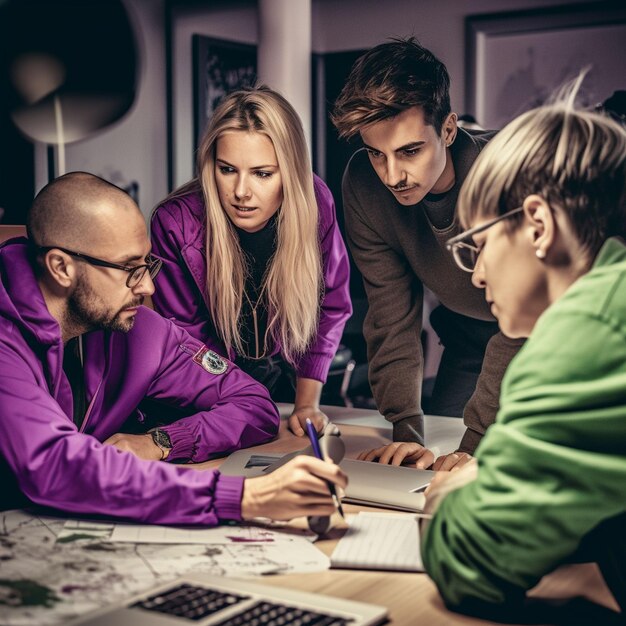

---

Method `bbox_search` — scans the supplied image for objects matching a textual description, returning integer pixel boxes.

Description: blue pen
[305,418,345,518]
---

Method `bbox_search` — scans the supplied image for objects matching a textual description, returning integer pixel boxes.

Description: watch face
[152,429,172,449]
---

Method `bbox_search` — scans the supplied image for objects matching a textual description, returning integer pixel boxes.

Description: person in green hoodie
[421,82,626,616]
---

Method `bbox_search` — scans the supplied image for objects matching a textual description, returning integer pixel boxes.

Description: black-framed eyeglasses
[37,246,162,288]
[445,206,524,273]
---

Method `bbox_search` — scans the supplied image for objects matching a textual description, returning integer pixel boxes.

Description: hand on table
[431,451,474,472]
[424,456,478,504]
[241,456,347,521]
[288,405,329,437]
[103,433,162,461]
[356,442,435,469]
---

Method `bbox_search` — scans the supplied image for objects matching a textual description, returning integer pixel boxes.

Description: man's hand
[241,456,347,521]
[431,452,473,472]
[103,433,162,461]
[356,442,435,469]
[288,405,329,437]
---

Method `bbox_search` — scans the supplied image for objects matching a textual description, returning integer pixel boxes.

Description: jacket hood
[0,238,62,348]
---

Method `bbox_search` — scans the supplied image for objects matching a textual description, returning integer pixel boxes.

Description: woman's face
[470,214,549,338]
[215,130,283,233]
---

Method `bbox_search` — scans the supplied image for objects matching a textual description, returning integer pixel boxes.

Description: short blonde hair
[458,89,626,256]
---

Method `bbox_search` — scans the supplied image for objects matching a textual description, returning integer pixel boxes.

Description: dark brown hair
[332,37,451,139]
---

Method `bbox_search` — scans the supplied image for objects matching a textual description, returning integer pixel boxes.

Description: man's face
[360,106,455,206]
[67,273,143,333]
[66,207,155,334]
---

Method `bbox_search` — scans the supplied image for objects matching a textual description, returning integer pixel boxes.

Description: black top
[63,336,87,428]
[235,214,278,359]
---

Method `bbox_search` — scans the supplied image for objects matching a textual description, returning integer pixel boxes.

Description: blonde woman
[151,86,351,435]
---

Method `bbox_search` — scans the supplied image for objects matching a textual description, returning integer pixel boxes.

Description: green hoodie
[422,237,626,611]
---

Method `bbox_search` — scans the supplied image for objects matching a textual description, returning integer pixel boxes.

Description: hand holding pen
[305,418,345,519]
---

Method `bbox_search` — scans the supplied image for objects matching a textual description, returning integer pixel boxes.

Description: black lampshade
[0,0,138,144]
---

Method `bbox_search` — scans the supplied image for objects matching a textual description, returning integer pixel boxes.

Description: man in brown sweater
[332,38,524,468]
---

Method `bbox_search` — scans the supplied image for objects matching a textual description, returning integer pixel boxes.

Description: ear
[441,112,458,147]
[43,249,77,289]
[521,195,555,259]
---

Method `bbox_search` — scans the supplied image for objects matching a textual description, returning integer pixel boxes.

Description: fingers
[381,443,422,466]
[356,443,430,466]
[283,456,348,490]
[288,413,305,437]
[310,412,329,433]
[357,446,386,462]
[431,452,473,471]
[242,456,347,521]
[287,410,329,437]
[414,449,435,470]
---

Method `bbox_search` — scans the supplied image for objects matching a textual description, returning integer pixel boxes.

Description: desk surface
[198,407,621,625]
[2,407,619,625]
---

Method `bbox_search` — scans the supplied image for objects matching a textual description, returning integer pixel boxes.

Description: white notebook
[331,512,424,572]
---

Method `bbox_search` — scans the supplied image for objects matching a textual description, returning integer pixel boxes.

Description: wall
[171,2,257,188]
[32,0,605,214]
[311,0,602,114]
[35,0,169,217]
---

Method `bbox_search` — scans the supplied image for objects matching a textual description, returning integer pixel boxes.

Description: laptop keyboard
[131,583,247,621]
[212,600,354,625]
[131,583,355,625]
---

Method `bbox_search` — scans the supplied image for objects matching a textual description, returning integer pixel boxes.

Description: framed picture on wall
[192,35,257,155]
[465,2,626,130]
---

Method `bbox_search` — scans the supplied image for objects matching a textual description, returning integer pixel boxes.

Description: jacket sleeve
[150,201,216,346]
[342,164,424,443]
[293,176,352,382]
[422,313,626,608]
[457,333,526,454]
[0,339,244,526]
[140,310,280,463]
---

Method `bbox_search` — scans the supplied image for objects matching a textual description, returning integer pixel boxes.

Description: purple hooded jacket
[151,175,352,382]
[0,238,280,525]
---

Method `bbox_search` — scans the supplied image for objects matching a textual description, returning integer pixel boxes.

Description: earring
[536,249,546,259]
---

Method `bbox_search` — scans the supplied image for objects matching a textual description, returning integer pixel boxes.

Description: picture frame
[465,2,626,130]
[192,35,257,154]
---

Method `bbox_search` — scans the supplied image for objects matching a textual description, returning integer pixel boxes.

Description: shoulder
[151,190,206,247]
[502,265,626,400]
[128,306,196,347]
[460,127,497,153]
[312,174,337,233]
[313,173,334,210]
[342,149,388,209]
[152,189,206,230]
[344,148,375,184]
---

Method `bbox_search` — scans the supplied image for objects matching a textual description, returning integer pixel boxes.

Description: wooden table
[196,407,621,625]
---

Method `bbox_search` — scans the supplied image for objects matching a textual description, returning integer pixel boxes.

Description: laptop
[219,449,433,512]
[67,573,388,625]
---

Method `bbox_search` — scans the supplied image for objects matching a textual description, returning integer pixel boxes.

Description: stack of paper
[330,512,423,572]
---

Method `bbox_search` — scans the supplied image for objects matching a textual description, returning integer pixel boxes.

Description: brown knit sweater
[342,128,524,448]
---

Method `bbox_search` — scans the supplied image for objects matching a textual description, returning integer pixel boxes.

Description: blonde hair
[458,74,626,256]
[163,85,321,364]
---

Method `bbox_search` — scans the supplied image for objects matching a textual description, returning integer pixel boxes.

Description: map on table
[0,509,328,625]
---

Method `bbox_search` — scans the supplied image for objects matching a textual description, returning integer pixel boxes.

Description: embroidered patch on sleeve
[192,346,228,375]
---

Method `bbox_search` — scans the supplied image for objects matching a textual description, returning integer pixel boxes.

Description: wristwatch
[149,428,172,460]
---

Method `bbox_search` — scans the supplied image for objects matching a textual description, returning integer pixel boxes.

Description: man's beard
[66,279,142,334]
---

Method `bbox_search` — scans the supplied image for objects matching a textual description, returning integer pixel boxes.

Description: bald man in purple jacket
[0,172,346,525]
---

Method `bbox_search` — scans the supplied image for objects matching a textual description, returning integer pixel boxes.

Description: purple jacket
[0,239,280,525]
[151,175,352,382]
